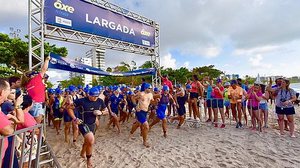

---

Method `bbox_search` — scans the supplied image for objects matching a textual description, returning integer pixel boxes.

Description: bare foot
[143,142,150,148]
[163,132,167,138]
[87,159,93,168]
[176,125,181,129]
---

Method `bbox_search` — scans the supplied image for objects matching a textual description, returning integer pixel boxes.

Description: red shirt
[0,112,10,159]
[26,73,45,102]
[162,77,173,93]
[191,81,201,93]
[213,86,224,99]
[16,113,37,131]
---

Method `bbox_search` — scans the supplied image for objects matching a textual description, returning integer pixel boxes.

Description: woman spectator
[274,79,297,137]
[21,56,50,124]
[212,79,225,128]
[246,83,263,131]
[189,75,203,121]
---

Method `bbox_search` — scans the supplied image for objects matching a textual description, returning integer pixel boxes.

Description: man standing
[129,83,154,147]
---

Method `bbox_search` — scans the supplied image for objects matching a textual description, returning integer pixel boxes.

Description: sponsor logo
[141,29,151,37]
[54,0,75,13]
[50,58,58,64]
[55,16,72,26]
[69,63,75,68]
[142,40,150,46]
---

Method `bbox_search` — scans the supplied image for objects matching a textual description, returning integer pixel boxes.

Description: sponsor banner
[44,0,155,47]
[48,53,156,76]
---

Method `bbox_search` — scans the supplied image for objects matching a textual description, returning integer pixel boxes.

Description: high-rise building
[86,47,106,70]
[69,57,93,86]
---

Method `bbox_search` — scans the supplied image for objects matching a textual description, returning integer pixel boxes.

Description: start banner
[48,53,156,77]
[44,0,155,47]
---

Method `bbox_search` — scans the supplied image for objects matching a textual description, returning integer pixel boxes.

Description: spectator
[21,56,50,124]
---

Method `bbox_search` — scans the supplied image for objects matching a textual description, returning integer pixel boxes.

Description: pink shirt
[213,86,224,99]
[16,113,37,131]
[162,77,173,93]
[191,81,201,93]
[247,91,262,107]
[0,112,10,160]
[26,73,45,102]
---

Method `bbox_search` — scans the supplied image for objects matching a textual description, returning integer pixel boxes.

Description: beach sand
[46,105,300,168]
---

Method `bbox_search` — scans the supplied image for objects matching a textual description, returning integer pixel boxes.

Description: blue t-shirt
[75,97,106,124]
[207,85,212,100]
[109,94,124,113]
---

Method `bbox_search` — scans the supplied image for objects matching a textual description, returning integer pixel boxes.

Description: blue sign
[48,53,156,77]
[44,0,155,47]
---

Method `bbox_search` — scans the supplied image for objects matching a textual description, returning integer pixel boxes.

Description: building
[86,47,106,70]
[69,57,93,86]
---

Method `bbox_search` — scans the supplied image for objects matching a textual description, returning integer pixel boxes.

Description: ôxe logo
[54,0,75,13]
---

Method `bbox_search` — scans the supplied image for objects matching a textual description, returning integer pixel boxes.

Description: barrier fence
[0,124,43,168]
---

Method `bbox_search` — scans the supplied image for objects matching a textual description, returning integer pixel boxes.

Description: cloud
[183,61,190,69]
[233,45,280,56]
[161,53,176,69]
[248,54,272,69]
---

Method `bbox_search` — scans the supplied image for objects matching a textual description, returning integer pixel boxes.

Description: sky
[1,0,300,84]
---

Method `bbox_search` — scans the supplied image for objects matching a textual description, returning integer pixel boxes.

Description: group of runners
[1,56,298,168]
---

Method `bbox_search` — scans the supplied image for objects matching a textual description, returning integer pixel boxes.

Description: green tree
[0,33,68,73]
[192,65,224,79]
[60,76,84,88]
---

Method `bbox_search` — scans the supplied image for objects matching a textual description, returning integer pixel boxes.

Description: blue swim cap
[186,84,191,89]
[135,86,141,91]
[154,87,159,92]
[176,84,182,88]
[144,83,152,89]
[56,89,63,95]
[48,88,54,94]
[78,85,83,89]
[162,85,169,91]
[65,88,70,93]
[84,87,89,93]
[113,86,119,91]
[128,91,133,95]
[216,78,222,83]
[89,87,100,97]
[231,80,237,85]
[68,85,76,92]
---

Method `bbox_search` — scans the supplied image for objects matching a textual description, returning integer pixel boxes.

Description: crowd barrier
[0,124,43,168]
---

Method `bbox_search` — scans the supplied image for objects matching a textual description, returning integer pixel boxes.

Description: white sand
[46,106,300,168]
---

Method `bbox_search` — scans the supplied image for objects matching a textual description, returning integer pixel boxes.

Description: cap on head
[135,86,141,91]
[78,85,83,89]
[144,83,152,89]
[56,89,63,95]
[231,80,237,85]
[176,84,182,88]
[162,85,169,91]
[69,85,76,93]
[216,78,222,83]
[186,84,191,89]
[128,91,133,95]
[224,82,230,86]
[154,87,159,92]
[48,88,55,94]
[89,87,100,97]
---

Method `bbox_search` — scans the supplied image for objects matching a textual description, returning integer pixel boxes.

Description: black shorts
[190,92,199,99]
[248,106,259,111]
[212,99,224,108]
[206,99,212,108]
[177,105,186,116]
[276,106,295,115]
[79,123,96,136]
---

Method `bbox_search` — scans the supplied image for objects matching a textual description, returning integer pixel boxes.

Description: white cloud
[248,54,272,69]
[233,45,280,56]
[161,53,176,69]
[183,61,190,68]
[47,70,69,85]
